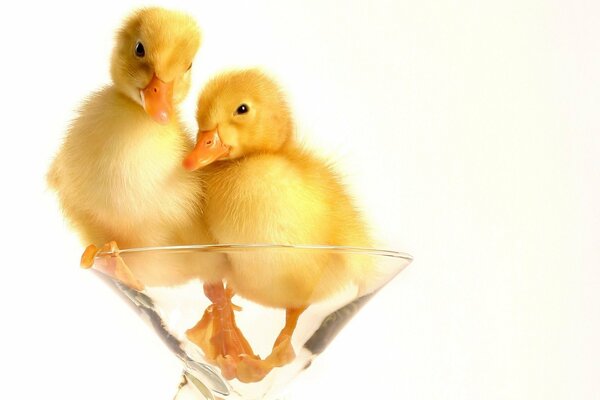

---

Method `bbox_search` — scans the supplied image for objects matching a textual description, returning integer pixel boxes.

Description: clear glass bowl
[89,244,412,399]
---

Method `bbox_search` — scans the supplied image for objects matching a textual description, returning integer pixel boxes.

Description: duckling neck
[82,86,184,142]
[279,132,297,154]
[109,86,177,129]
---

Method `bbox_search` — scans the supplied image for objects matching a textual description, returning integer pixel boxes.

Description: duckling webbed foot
[80,241,144,291]
[234,307,306,382]
[186,282,261,380]
[234,335,295,382]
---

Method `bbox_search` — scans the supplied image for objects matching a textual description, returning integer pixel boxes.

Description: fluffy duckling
[48,8,222,288]
[183,69,373,382]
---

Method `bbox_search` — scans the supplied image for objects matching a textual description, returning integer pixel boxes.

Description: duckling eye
[186,63,193,72]
[134,41,145,58]
[235,104,249,115]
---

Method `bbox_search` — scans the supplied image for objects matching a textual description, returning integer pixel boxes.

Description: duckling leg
[270,307,306,366]
[80,241,144,291]
[236,307,306,383]
[204,283,257,359]
[186,282,259,380]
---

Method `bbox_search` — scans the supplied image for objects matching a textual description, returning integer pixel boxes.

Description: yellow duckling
[183,69,373,382]
[48,8,221,288]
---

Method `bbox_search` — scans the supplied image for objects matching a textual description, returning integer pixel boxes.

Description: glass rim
[96,243,413,261]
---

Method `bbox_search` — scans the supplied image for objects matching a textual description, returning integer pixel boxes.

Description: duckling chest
[77,125,198,225]
[204,156,330,243]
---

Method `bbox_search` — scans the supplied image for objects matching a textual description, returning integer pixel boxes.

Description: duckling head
[183,69,293,170]
[110,7,201,124]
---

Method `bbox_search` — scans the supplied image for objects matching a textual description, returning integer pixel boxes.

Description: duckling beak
[183,128,230,171]
[140,74,173,124]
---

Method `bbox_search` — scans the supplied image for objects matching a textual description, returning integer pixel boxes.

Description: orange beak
[141,74,174,124]
[183,128,230,171]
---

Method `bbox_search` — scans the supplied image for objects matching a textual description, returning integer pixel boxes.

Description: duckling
[48,8,222,288]
[183,69,373,382]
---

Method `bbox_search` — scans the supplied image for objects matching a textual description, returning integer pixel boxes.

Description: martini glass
[89,244,412,399]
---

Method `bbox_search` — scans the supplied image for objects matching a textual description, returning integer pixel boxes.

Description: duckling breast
[59,87,202,238]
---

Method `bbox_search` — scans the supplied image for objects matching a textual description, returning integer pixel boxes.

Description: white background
[1,0,599,399]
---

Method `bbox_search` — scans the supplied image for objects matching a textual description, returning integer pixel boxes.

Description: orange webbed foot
[80,241,144,291]
[80,244,101,268]
[248,307,306,374]
[236,355,274,383]
[186,305,218,358]
[187,289,308,383]
[268,335,296,367]
[234,336,295,383]
[215,355,238,381]
[186,282,261,379]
